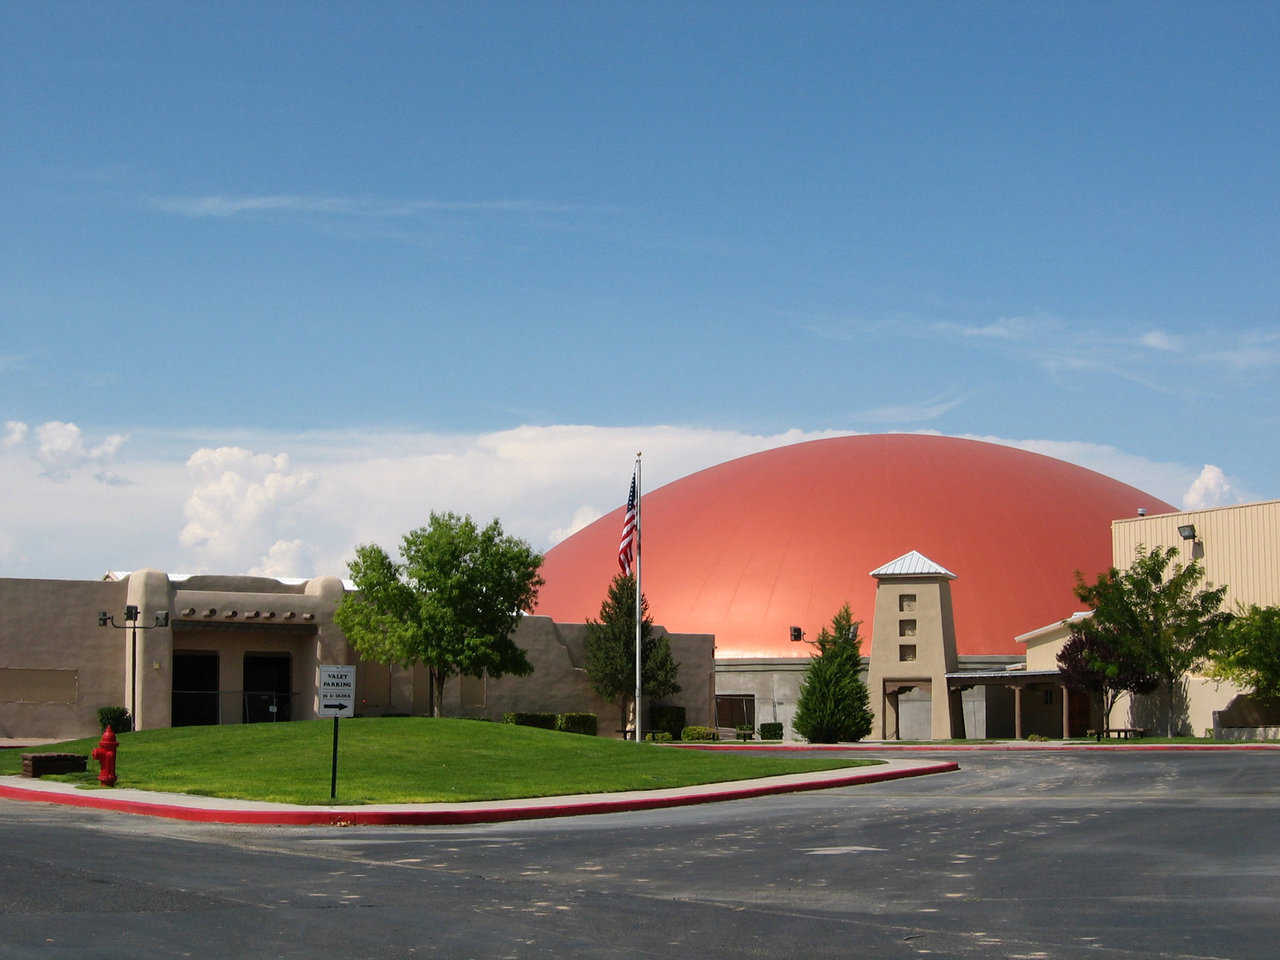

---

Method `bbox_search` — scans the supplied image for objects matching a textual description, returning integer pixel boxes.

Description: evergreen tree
[793,604,872,743]
[583,574,681,734]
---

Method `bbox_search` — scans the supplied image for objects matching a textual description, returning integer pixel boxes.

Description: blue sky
[2,2,1277,578]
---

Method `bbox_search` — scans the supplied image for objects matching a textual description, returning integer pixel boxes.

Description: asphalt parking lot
[3,749,1277,959]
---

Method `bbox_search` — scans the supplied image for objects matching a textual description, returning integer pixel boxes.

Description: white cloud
[250,539,316,579]
[150,194,582,219]
[3,420,28,448]
[1182,464,1240,510]
[179,447,317,574]
[33,421,128,480]
[851,396,965,424]
[548,505,605,546]
[0,421,1260,582]
[1139,329,1182,352]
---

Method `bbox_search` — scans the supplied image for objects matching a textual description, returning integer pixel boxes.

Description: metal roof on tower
[869,550,957,579]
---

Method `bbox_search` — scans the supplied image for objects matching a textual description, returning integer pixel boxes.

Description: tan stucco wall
[0,577,127,738]
[0,575,713,740]
[867,577,962,739]
[434,615,715,735]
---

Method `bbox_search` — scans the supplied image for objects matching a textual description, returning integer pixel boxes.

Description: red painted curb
[0,761,958,826]
[673,743,1280,752]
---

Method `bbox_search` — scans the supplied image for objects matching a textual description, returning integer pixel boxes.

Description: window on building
[715,694,755,729]
[899,644,917,662]
[1043,689,1054,705]
[899,594,917,612]
[899,619,917,637]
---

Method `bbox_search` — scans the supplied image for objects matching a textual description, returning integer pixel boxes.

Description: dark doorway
[172,652,220,727]
[243,654,293,723]
[715,694,755,729]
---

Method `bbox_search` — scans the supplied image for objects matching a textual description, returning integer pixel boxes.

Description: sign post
[317,665,356,800]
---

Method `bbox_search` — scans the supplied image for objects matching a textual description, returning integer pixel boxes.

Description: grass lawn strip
[2,717,875,805]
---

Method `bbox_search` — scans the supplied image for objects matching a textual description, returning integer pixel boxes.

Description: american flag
[618,472,637,575]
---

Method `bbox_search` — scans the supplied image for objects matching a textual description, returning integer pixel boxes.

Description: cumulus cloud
[1,420,1257,582]
[548,505,605,546]
[3,420,28,448]
[1182,465,1240,510]
[250,539,316,579]
[32,421,128,480]
[179,447,317,574]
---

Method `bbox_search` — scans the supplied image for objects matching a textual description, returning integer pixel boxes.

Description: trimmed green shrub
[502,712,557,729]
[644,731,674,742]
[97,706,133,733]
[680,725,718,742]
[649,704,686,739]
[555,712,598,736]
[735,725,755,741]
[759,722,784,740]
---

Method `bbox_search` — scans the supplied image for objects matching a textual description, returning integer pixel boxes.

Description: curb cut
[0,760,958,827]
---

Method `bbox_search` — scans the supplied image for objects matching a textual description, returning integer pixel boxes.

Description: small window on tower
[899,645,917,662]
[899,594,917,612]
[899,619,917,637]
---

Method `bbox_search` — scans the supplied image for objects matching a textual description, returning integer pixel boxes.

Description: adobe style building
[0,570,714,740]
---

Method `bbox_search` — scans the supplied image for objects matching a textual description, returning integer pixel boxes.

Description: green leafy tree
[334,512,544,716]
[583,574,680,734]
[1057,621,1159,737]
[1205,604,1280,701]
[793,604,872,743]
[1070,545,1229,736]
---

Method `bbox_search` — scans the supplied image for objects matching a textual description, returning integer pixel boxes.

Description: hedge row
[502,712,598,736]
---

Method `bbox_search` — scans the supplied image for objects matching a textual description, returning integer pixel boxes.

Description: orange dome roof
[535,434,1174,658]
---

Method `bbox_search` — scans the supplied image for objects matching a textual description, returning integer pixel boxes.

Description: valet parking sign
[317,665,356,717]
[318,665,356,799]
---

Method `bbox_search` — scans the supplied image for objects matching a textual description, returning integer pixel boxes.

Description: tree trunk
[431,668,445,718]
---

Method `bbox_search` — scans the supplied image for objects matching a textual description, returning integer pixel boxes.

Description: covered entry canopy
[946,668,1090,739]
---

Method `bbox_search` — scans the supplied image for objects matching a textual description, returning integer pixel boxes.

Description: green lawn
[1,718,876,805]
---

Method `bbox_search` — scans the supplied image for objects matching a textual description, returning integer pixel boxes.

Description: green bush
[554,713,598,736]
[649,704,686,739]
[759,722,784,740]
[735,725,755,741]
[1026,733,1049,742]
[644,731,674,742]
[502,712,557,729]
[680,725,719,742]
[96,706,133,733]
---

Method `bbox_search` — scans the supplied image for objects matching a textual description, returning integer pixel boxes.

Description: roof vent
[1137,507,1147,516]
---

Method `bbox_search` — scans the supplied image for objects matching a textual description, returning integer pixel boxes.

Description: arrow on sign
[323,702,351,712]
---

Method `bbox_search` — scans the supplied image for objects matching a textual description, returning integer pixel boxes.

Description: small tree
[583,574,680,734]
[1057,620,1158,737]
[1071,545,1229,736]
[1205,604,1279,701]
[793,604,872,743]
[334,512,543,716]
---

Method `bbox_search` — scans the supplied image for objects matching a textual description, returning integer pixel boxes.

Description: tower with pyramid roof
[865,550,965,740]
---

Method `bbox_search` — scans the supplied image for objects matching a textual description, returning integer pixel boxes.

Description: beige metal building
[1019,500,1280,737]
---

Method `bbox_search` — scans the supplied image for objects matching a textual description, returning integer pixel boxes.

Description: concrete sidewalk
[0,757,956,826]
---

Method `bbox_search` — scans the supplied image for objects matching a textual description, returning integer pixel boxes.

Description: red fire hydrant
[92,725,118,787]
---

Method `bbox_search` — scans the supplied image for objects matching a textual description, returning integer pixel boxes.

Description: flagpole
[634,452,643,743]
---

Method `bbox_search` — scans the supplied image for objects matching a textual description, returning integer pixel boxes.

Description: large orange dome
[535,434,1174,658]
